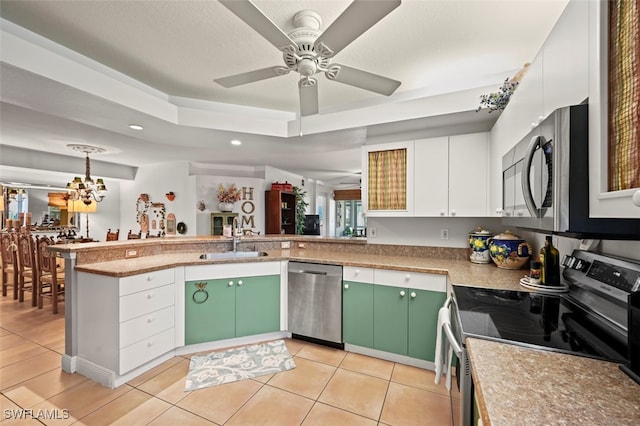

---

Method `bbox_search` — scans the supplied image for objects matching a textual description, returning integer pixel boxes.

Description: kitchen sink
[199,251,268,260]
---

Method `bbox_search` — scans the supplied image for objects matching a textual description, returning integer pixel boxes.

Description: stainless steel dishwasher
[288,262,343,348]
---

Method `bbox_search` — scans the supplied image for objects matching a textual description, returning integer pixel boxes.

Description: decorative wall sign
[167,213,176,235]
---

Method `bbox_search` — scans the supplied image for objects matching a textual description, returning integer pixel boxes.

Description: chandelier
[66,144,107,205]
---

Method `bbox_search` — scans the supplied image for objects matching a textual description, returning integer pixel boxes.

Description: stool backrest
[0,232,17,265]
[17,233,36,271]
[36,236,56,276]
[106,228,120,241]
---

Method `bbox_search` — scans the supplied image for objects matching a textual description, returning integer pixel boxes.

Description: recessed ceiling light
[128,124,144,130]
[230,139,242,146]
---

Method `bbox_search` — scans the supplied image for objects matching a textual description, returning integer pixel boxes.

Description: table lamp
[68,199,97,239]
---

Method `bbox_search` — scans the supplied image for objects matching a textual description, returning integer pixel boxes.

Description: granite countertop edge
[72,248,527,289]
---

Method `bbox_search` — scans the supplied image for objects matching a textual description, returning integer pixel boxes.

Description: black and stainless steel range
[446,249,640,426]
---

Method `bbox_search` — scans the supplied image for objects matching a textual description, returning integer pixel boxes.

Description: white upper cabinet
[449,133,489,216]
[415,133,489,217]
[543,0,589,114]
[414,137,448,216]
[588,0,640,218]
[490,0,590,216]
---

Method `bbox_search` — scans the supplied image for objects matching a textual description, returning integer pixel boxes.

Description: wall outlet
[125,249,138,258]
[298,242,306,249]
[281,241,291,249]
[440,229,449,240]
[369,227,377,238]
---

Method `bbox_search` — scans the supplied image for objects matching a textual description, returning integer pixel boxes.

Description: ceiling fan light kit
[216,0,402,116]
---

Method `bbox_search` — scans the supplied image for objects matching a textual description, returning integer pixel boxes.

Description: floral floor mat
[184,340,296,391]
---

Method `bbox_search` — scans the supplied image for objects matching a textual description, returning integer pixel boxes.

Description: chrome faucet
[232,216,240,252]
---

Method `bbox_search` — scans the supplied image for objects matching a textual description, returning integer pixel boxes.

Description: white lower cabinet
[77,268,176,376]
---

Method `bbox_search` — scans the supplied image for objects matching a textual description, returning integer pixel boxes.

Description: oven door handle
[442,321,463,357]
[441,296,463,357]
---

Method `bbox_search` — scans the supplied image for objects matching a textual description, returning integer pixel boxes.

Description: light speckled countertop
[466,338,640,425]
[71,247,528,290]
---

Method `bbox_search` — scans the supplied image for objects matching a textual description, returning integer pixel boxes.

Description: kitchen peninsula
[49,235,525,388]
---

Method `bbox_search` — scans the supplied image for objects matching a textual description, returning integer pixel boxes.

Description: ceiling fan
[215,0,402,116]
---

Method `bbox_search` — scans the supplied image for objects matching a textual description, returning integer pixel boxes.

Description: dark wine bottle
[539,236,561,285]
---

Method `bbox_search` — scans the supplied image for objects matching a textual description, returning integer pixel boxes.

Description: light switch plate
[125,249,138,258]
[281,241,291,249]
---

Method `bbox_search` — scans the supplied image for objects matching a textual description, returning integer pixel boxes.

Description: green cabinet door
[373,285,408,355]
[235,275,280,337]
[184,279,235,344]
[343,281,374,348]
[408,289,447,361]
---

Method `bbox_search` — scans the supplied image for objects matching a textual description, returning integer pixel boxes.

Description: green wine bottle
[540,236,561,286]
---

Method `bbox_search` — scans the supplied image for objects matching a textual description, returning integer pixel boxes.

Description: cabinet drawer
[119,328,174,374]
[374,269,446,292]
[120,284,174,322]
[343,266,374,283]
[120,305,175,349]
[119,268,175,296]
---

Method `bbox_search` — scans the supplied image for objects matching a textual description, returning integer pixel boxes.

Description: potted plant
[217,183,241,212]
[292,186,309,235]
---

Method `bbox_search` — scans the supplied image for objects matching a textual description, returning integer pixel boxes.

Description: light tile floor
[0,290,460,425]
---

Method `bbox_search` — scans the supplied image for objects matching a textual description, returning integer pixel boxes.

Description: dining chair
[106,228,119,241]
[127,230,142,240]
[16,232,37,306]
[36,236,65,314]
[1,232,18,299]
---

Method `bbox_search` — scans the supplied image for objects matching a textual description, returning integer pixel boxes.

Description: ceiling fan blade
[314,0,401,58]
[214,66,290,88]
[219,0,296,52]
[299,79,319,116]
[326,64,401,96]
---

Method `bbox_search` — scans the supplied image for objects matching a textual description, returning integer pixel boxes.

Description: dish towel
[434,305,454,391]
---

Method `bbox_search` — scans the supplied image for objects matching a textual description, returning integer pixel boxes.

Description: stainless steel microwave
[501,103,640,238]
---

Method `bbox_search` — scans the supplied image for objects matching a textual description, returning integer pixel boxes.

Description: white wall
[195,175,265,235]
[367,217,504,248]
[120,162,193,237]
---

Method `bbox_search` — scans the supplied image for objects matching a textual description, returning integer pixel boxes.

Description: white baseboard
[61,355,77,373]
[344,344,435,370]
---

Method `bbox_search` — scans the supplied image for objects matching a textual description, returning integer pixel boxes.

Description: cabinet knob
[355,269,360,275]
[237,280,243,286]
[440,210,445,216]
[146,293,153,299]
[146,275,153,281]
[400,290,406,297]
[633,190,640,207]
[410,292,417,298]
[344,283,350,289]
[405,274,411,281]
[147,317,154,323]
[450,210,456,216]
[147,341,154,347]
[496,208,503,215]
[228,281,234,286]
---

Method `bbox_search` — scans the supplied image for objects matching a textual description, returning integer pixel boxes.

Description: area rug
[185,340,296,391]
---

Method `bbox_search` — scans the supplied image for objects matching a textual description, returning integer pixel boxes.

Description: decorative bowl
[488,230,532,269]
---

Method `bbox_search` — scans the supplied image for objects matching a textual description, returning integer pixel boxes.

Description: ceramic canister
[488,230,532,270]
[468,227,493,264]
